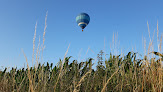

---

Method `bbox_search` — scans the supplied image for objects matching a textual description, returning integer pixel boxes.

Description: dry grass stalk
[54,44,70,92]
[157,20,159,52]
[41,11,48,62]
[22,49,34,92]
[17,77,26,92]
[32,22,37,66]
[145,21,163,92]
[159,34,162,92]
[35,36,40,69]
[147,21,151,42]
[101,69,119,92]
[73,70,92,92]
[156,22,162,92]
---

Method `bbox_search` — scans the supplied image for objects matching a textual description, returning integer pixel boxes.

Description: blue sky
[0,0,162,69]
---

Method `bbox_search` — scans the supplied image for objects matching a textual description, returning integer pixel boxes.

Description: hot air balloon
[76,13,90,32]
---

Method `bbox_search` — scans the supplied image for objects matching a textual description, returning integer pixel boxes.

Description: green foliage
[0,51,162,92]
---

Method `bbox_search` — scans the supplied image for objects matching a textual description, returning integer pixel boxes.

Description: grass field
[0,14,162,92]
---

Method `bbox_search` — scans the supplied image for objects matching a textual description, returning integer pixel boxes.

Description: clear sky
[0,0,163,69]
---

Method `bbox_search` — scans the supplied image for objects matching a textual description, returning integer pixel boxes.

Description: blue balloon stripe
[76,16,90,22]
[76,15,90,22]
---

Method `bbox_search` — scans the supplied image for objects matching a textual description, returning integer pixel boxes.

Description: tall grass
[0,14,162,92]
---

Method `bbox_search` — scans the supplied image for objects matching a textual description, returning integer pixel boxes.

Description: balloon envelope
[76,13,90,30]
